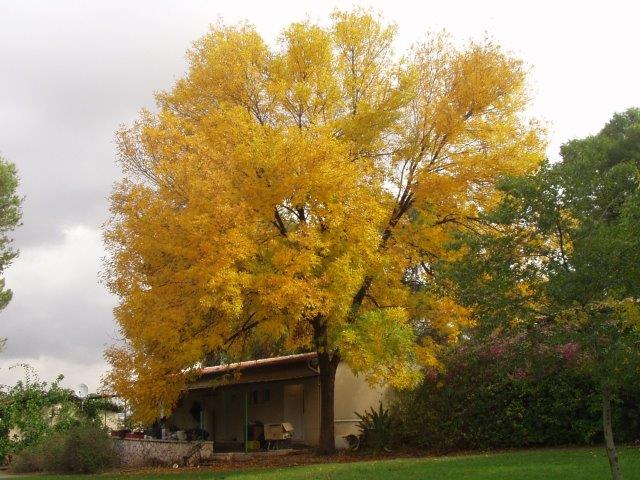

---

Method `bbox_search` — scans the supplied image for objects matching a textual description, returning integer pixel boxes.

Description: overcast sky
[0,0,639,392]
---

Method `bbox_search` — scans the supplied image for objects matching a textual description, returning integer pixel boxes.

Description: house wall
[245,378,320,444]
[170,390,205,431]
[100,410,122,431]
[301,376,320,444]
[333,363,389,447]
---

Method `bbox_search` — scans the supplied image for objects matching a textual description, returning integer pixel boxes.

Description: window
[262,388,271,404]
[252,390,259,405]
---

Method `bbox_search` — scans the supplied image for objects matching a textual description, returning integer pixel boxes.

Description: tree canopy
[0,156,22,312]
[104,10,543,451]
[447,108,640,479]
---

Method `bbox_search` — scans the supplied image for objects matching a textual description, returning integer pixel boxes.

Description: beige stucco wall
[100,410,122,431]
[333,363,389,447]
[170,391,205,431]
[301,376,320,444]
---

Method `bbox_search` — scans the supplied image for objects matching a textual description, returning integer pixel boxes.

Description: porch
[168,353,321,450]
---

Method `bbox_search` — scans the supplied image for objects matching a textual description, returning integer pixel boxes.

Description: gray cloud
[1,226,114,361]
[0,2,196,247]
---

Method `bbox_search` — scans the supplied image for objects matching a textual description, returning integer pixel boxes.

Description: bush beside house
[0,371,78,463]
[0,368,121,472]
[391,340,640,451]
[9,423,116,474]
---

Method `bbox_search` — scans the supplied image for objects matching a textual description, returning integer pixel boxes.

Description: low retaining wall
[111,438,214,468]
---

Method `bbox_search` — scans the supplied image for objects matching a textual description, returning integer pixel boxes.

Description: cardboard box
[264,422,294,440]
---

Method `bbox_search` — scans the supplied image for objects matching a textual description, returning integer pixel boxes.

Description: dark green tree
[447,108,640,480]
[0,156,22,312]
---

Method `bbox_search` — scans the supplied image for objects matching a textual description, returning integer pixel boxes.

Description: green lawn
[9,447,640,479]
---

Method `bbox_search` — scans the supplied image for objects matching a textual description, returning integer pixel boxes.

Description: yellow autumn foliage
[104,10,544,422]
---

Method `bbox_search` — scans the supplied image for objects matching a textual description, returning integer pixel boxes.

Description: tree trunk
[317,350,339,454]
[602,384,624,480]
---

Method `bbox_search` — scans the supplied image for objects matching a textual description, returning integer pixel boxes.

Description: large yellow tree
[104,11,543,452]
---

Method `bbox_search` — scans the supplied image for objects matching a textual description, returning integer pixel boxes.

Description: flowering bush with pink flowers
[392,330,640,451]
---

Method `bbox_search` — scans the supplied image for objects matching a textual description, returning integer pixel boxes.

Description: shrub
[356,403,395,452]
[60,423,117,473]
[0,367,122,465]
[392,338,640,452]
[0,368,79,463]
[7,446,41,474]
[9,422,116,474]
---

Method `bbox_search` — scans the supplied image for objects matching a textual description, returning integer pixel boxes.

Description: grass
[8,447,640,479]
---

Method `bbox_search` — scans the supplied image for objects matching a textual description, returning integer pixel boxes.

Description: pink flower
[557,342,580,361]
[488,342,507,358]
[425,369,438,382]
[513,368,528,380]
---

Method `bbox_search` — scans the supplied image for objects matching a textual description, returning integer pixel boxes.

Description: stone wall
[111,438,214,467]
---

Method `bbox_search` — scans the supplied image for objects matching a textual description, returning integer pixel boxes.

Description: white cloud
[7,225,107,296]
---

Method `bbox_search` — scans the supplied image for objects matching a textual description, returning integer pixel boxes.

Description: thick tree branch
[554,206,570,271]
[273,207,288,237]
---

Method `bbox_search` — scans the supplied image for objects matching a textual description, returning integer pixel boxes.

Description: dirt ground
[121,450,423,476]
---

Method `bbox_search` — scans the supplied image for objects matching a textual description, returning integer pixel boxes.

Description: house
[167,352,389,449]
